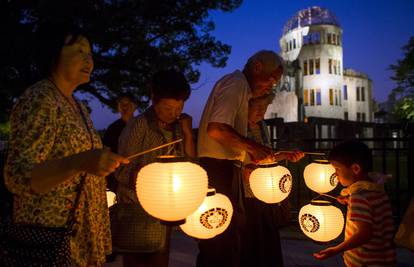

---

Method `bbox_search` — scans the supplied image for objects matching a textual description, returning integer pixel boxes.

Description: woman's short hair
[151,70,191,103]
[329,139,373,175]
[34,22,92,78]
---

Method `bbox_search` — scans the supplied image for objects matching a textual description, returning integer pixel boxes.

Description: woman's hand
[80,148,129,177]
[179,113,193,135]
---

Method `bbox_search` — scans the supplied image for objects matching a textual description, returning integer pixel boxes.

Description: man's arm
[207,122,272,161]
[313,220,372,260]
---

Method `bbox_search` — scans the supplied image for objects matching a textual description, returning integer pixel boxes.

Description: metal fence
[269,136,414,224]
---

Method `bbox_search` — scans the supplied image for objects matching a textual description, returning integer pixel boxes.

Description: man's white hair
[245,50,285,74]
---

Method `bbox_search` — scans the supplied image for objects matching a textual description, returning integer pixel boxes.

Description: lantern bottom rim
[310,200,332,206]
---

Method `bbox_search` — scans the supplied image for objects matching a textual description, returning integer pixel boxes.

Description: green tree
[390,36,414,121]
[0,0,242,123]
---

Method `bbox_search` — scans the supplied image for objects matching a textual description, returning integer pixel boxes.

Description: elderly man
[197,50,301,267]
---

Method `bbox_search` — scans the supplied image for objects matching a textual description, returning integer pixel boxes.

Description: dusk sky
[88,0,414,130]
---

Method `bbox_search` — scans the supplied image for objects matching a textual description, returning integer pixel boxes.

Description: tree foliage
[390,36,414,121]
[0,0,242,123]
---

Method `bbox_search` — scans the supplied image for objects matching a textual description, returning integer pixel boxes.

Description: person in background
[103,93,136,192]
[197,50,301,267]
[314,140,396,267]
[114,69,194,267]
[4,22,128,267]
[242,93,302,267]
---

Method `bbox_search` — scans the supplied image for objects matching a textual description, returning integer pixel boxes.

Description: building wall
[343,69,373,122]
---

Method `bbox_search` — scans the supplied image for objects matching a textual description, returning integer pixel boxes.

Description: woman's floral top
[4,79,111,267]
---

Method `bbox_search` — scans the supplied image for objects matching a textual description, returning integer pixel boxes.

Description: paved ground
[106,226,414,267]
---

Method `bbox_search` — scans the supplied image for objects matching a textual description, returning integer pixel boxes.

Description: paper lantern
[303,160,338,194]
[106,191,116,208]
[180,188,233,239]
[299,200,344,242]
[249,163,292,204]
[136,156,208,223]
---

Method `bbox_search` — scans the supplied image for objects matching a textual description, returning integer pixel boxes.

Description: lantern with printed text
[249,163,292,204]
[299,200,344,242]
[106,191,116,208]
[136,156,208,223]
[303,160,338,194]
[180,188,233,239]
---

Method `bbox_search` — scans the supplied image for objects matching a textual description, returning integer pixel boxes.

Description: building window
[356,87,360,101]
[362,113,366,122]
[336,34,340,45]
[327,33,332,44]
[285,42,289,52]
[310,89,315,106]
[335,89,338,106]
[304,89,309,106]
[329,89,334,105]
[357,112,361,121]
[309,59,314,75]
[338,60,341,75]
[316,89,321,105]
[289,40,292,51]
[315,58,320,74]
[333,59,337,74]
[339,90,342,106]
[361,86,365,101]
[343,85,348,100]
[329,59,332,74]
[293,39,296,49]
[303,60,308,76]
[344,112,348,120]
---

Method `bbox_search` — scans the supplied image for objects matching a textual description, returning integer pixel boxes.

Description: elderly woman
[114,69,194,267]
[242,93,303,267]
[4,23,128,266]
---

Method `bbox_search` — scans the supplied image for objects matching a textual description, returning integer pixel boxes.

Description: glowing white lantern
[303,160,338,194]
[106,191,116,207]
[299,200,344,242]
[249,163,292,204]
[136,156,208,223]
[180,188,233,239]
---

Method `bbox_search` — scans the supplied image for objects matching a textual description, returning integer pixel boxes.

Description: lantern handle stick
[127,139,183,160]
[278,151,326,156]
[320,193,337,200]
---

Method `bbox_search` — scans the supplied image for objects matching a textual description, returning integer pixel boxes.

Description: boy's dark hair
[151,70,191,103]
[34,21,92,78]
[329,139,373,175]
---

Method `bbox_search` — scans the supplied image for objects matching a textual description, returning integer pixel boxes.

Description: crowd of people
[2,21,411,267]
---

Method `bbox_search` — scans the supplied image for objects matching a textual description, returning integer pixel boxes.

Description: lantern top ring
[310,199,332,206]
[257,162,279,168]
[313,159,330,164]
[155,155,197,163]
[207,188,216,196]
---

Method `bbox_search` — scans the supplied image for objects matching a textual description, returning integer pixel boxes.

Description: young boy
[314,140,396,267]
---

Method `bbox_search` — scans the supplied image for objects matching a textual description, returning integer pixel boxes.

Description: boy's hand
[313,246,339,260]
[337,195,349,205]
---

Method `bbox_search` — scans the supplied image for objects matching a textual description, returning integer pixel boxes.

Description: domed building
[265,6,374,122]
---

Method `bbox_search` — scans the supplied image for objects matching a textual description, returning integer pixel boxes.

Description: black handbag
[0,174,86,267]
